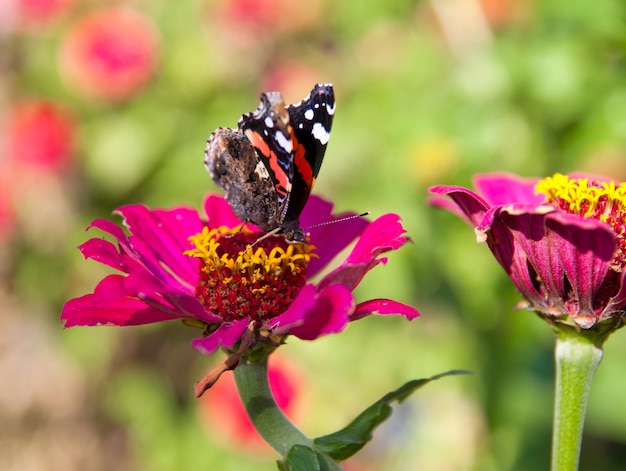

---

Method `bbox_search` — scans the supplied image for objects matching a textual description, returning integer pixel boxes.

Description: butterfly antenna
[305,212,370,231]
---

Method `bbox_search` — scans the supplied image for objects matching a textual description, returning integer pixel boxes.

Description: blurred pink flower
[211,0,323,46]
[431,173,626,332]
[16,0,73,27]
[217,0,282,31]
[61,194,419,391]
[58,7,159,102]
[198,354,304,454]
[5,100,74,172]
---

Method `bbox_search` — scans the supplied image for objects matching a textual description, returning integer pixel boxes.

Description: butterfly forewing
[284,83,335,222]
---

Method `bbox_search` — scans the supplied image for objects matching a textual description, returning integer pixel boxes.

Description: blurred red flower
[198,354,304,454]
[5,100,74,172]
[58,7,159,102]
[0,176,15,242]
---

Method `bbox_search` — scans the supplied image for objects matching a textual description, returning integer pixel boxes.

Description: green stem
[234,356,313,455]
[551,333,604,471]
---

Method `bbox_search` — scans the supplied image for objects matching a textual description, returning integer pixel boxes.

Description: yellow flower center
[535,173,626,270]
[184,226,316,322]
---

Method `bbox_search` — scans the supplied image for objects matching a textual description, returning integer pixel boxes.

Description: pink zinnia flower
[58,7,159,102]
[430,172,626,333]
[61,194,418,394]
[4,100,74,172]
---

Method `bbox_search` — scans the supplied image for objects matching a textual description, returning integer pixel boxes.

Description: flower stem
[233,356,313,455]
[551,333,604,471]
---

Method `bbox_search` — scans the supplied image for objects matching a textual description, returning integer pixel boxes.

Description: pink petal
[115,204,201,285]
[491,207,617,326]
[319,213,409,291]
[473,173,543,206]
[203,194,244,229]
[122,272,220,323]
[346,213,408,265]
[303,196,370,278]
[542,212,615,325]
[79,237,128,271]
[352,299,420,321]
[192,318,249,355]
[282,284,355,340]
[61,274,178,326]
[270,284,319,333]
[476,207,549,308]
[429,185,490,226]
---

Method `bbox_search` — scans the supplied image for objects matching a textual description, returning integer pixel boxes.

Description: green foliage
[314,371,470,461]
[6,0,626,470]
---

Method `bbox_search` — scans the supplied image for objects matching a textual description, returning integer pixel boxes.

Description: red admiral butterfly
[204,83,335,243]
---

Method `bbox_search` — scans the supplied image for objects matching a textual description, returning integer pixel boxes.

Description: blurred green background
[2,0,626,470]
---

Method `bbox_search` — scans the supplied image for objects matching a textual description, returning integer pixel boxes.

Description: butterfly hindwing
[238,91,294,213]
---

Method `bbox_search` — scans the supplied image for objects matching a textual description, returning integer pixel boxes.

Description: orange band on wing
[246,130,289,196]
[292,138,313,188]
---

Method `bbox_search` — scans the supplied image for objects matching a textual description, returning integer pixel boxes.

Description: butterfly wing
[238,91,294,225]
[284,83,335,222]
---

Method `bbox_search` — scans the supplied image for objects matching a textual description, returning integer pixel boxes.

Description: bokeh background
[2,0,626,470]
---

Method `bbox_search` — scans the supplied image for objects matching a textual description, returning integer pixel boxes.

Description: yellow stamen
[536,173,626,270]
[183,226,317,322]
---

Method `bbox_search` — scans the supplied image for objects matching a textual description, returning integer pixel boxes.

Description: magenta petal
[122,272,221,323]
[61,274,178,326]
[352,299,420,321]
[270,284,319,333]
[304,196,370,278]
[191,318,249,355]
[429,185,490,226]
[476,207,548,308]
[115,205,201,285]
[204,194,243,229]
[281,284,354,340]
[493,207,617,325]
[473,173,544,206]
[79,237,127,271]
[319,213,408,291]
[346,213,408,265]
[544,213,615,320]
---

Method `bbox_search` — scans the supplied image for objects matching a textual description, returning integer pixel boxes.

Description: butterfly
[204,83,335,243]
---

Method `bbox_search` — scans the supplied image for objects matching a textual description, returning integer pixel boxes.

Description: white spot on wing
[312,123,330,145]
[326,102,335,115]
[304,109,314,120]
[264,116,274,128]
[275,131,293,153]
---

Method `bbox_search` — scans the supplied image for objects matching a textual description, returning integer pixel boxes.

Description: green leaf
[279,445,347,471]
[314,370,471,461]
[279,445,320,471]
